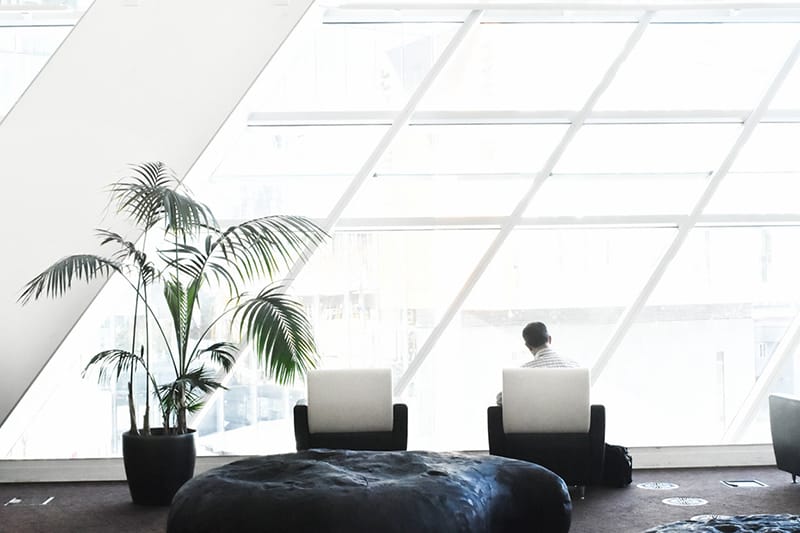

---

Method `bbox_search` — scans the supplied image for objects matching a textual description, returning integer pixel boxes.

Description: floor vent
[662,497,708,507]
[637,482,679,490]
[721,479,767,488]
[690,515,732,522]
[4,497,54,506]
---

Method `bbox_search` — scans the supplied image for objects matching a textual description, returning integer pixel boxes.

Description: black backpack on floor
[602,444,633,487]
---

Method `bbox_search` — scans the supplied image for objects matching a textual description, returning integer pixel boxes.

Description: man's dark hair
[522,322,549,348]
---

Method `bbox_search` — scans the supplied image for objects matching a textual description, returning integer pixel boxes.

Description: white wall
[0,0,314,434]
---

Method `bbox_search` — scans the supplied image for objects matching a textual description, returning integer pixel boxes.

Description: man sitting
[496,322,579,405]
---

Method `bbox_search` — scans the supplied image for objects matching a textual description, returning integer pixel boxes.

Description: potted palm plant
[19,161,327,505]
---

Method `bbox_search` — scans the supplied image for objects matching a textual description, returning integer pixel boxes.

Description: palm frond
[198,342,239,373]
[178,366,225,393]
[158,243,208,281]
[96,229,136,259]
[158,384,208,418]
[82,349,141,384]
[163,277,190,355]
[96,229,156,284]
[140,262,157,286]
[185,400,205,413]
[19,255,120,304]
[158,367,224,402]
[211,216,327,284]
[232,284,319,384]
[110,162,217,238]
[159,243,240,297]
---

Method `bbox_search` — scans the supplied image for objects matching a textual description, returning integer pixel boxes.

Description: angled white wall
[0,0,314,430]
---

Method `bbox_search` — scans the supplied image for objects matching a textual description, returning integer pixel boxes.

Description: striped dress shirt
[522,346,579,369]
[496,346,580,404]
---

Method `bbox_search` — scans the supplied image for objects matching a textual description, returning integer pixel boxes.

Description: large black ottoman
[167,449,571,533]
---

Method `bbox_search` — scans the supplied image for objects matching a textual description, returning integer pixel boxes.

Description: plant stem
[140,228,151,436]
[127,275,142,436]
[178,384,187,434]
[127,381,138,436]
[140,345,150,435]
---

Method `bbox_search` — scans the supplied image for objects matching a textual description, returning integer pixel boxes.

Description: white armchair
[293,368,408,451]
[488,368,605,491]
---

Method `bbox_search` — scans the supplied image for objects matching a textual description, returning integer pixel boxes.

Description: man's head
[522,322,551,351]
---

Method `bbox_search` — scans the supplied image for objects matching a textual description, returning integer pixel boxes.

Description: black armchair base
[294,403,408,451]
[488,404,606,487]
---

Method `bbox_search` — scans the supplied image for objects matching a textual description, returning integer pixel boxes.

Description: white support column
[394,13,654,395]
[590,36,800,385]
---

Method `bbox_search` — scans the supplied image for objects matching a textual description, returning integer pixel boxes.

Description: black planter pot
[122,428,196,506]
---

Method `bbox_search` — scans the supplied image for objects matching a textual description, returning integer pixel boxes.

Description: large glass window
[7,7,800,460]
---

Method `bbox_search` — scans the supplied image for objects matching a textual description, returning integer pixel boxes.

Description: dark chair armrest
[392,404,409,450]
[589,404,606,485]
[487,406,506,455]
[294,404,311,451]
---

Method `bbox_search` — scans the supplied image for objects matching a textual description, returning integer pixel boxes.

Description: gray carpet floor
[572,465,800,532]
[0,465,798,532]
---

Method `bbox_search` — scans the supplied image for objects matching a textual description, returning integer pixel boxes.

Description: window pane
[555,124,740,174]
[344,173,531,219]
[730,124,800,173]
[527,173,706,217]
[767,51,800,109]
[345,124,566,218]
[420,23,633,111]
[377,124,566,175]
[194,126,387,219]
[597,24,800,110]
[598,228,800,447]
[707,124,800,215]
[214,126,387,177]
[250,23,459,111]
[706,173,800,215]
